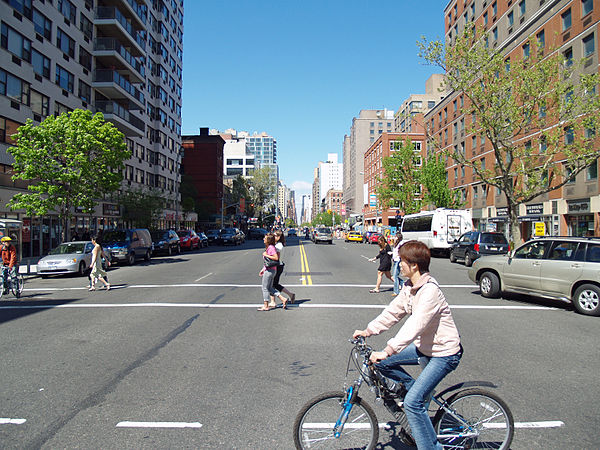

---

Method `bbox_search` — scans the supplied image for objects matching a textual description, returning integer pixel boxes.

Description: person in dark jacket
[368,235,393,293]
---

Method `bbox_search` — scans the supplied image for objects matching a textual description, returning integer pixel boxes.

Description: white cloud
[290,180,312,191]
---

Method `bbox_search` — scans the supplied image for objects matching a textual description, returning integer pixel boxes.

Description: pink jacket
[365,273,461,357]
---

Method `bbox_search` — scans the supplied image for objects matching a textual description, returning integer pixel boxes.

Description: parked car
[220,228,243,246]
[450,231,510,266]
[151,229,181,256]
[102,228,153,265]
[198,232,209,248]
[362,231,378,243]
[205,229,222,245]
[37,241,94,277]
[468,236,600,316]
[177,229,200,250]
[313,227,333,244]
[248,228,268,240]
[367,232,382,244]
[345,231,363,243]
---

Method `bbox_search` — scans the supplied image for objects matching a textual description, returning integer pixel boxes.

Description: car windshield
[176,231,190,238]
[151,231,169,240]
[206,230,219,236]
[102,231,128,242]
[49,243,86,255]
[481,234,508,244]
[222,228,235,234]
[317,228,331,233]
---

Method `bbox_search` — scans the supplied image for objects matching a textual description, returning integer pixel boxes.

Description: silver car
[468,237,600,316]
[314,227,333,244]
[37,241,94,277]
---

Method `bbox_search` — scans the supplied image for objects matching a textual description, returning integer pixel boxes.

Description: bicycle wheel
[293,391,379,450]
[433,388,514,450]
[12,275,24,298]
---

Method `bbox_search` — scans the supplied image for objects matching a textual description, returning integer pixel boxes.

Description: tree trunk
[508,202,522,248]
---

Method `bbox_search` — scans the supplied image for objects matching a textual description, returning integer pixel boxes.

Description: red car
[368,233,381,244]
[177,230,200,250]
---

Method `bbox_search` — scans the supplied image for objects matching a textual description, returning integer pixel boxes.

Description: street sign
[369,194,377,207]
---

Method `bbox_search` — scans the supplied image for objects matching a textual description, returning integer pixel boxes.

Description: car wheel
[78,262,86,277]
[144,250,151,261]
[177,245,181,254]
[127,253,135,266]
[449,251,457,263]
[573,284,600,316]
[479,271,500,298]
[464,253,473,267]
[168,246,172,256]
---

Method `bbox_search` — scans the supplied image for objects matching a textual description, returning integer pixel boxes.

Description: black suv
[450,231,510,266]
[150,230,181,256]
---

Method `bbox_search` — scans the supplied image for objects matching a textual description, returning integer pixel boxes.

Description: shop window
[586,161,598,180]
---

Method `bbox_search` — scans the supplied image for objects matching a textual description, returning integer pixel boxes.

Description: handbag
[263,255,279,268]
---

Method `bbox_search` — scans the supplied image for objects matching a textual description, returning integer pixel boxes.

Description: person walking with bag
[258,233,279,311]
[268,230,295,308]
[368,235,393,293]
[89,235,110,291]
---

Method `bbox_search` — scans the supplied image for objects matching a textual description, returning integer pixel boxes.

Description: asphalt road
[0,236,598,449]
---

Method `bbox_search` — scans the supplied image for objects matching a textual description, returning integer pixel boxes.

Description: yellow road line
[299,243,312,285]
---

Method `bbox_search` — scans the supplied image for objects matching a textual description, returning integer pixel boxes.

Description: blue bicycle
[0,266,24,299]
[293,337,514,449]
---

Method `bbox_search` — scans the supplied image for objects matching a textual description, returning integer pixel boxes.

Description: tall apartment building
[342,109,394,217]
[277,182,288,219]
[312,167,320,216]
[212,129,255,178]
[324,188,343,218]
[394,74,446,133]
[0,0,184,257]
[427,0,599,239]
[300,194,311,224]
[318,153,343,204]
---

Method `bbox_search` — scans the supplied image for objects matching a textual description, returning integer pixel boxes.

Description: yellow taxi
[345,231,363,243]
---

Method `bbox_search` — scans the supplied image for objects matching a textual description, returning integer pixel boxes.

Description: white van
[400,208,473,254]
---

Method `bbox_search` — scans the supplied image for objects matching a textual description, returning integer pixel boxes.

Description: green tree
[120,188,164,229]
[421,153,464,209]
[311,210,342,227]
[376,139,422,215]
[419,25,600,243]
[8,109,130,241]
[248,167,273,221]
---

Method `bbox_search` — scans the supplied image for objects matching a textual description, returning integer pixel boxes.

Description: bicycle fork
[333,380,362,438]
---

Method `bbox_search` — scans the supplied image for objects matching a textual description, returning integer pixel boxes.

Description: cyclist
[353,240,463,450]
[1,236,18,294]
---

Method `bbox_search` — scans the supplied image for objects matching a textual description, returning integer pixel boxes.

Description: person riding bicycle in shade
[354,240,463,450]
[1,236,18,294]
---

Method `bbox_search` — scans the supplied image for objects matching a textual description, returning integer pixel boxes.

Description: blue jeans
[2,266,15,292]
[392,260,403,294]
[261,268,277,302]
[376,343,462,450]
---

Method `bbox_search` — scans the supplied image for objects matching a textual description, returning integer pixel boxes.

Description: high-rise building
[0,0,184,257]
[343,109,394,217]
[394,74,446,133]
[318,153,343,204]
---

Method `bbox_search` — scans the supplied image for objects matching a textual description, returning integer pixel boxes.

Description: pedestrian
[368,235,393,293]
[89,235,110,291]
[257,233,279,311]
[269,230,295,308]
[88,241,110,289]
[391,233,405,296]
[353,240,463,450]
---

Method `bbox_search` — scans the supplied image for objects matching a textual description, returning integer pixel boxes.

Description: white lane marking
[303,420,564,430]
[116,421,202,428]
[0,418,26,425]
[194,272,213,282]
[0,303,558,311]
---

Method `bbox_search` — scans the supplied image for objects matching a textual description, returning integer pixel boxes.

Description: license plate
[490,247,498,251]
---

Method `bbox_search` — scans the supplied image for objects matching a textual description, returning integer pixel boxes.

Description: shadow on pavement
[0,297,81,325]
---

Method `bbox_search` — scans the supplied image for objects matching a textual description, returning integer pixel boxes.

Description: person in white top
[269,230,296,309]
[391,234,404,295]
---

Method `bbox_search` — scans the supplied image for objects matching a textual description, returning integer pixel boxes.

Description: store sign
[534,222,546,236]
[526,203,544,215]
[496,207,508,216]
[369,194,377,207]
[567,199,590,213]
[103,203,120,216]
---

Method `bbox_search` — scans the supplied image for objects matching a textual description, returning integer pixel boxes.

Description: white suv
[468,237,600,316]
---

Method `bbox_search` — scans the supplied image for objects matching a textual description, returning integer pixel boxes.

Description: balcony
[95,100,145,137]
[95,6,146,54]
[93,69,145,109]
[94,38,145,82]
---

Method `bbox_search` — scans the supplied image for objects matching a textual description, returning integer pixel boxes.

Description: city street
[0,236,598,449]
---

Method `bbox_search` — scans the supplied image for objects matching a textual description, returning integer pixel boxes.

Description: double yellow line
[299,243,313,285]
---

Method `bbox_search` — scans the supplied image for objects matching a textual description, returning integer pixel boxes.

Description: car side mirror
[453,239,458,243]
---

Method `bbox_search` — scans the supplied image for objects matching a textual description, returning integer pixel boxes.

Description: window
[33,9,52,40]
[58,0,77,23]
[587,161,598,180]
[56,28,75,58]
[514,241,549,260]
[0,69,30,104]
[428,101,436,108]
[583,33,595,57]
[562,8,572,31]
[540,135,547,152]
[30,89,49,116]
[523,42,530,58]
[1,23,32,62]
[492,27,498,41]
[78,80,91,103]
[565,165,576,184]
[537,29,545,49]
[80,13,93,40]
[5,0,32,19]
[565,126,574,145]
[492,2,497,16]
[563,47,573,67]
[55,64,74,93]
[582,0,593,16]
[31,49,50,79]
[519,0,526,16]
[484,12,488,26]
[508,11,514,27]
[0,117,22,144]
[79,46,91,70]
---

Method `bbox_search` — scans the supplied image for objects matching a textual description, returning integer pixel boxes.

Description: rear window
[480,233,508,244]
[176,231,189,238]
[317,228,331,233]
[103,231,127,242]
[586,243,600,262]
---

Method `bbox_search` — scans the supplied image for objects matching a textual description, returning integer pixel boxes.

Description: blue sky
[181,1,446,199]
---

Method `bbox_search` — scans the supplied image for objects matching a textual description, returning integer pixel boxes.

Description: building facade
[394,74,446,133]
[429,0,600,239]
[324,188,343,218]
[0,0,184,257]
[318,153,343,204]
